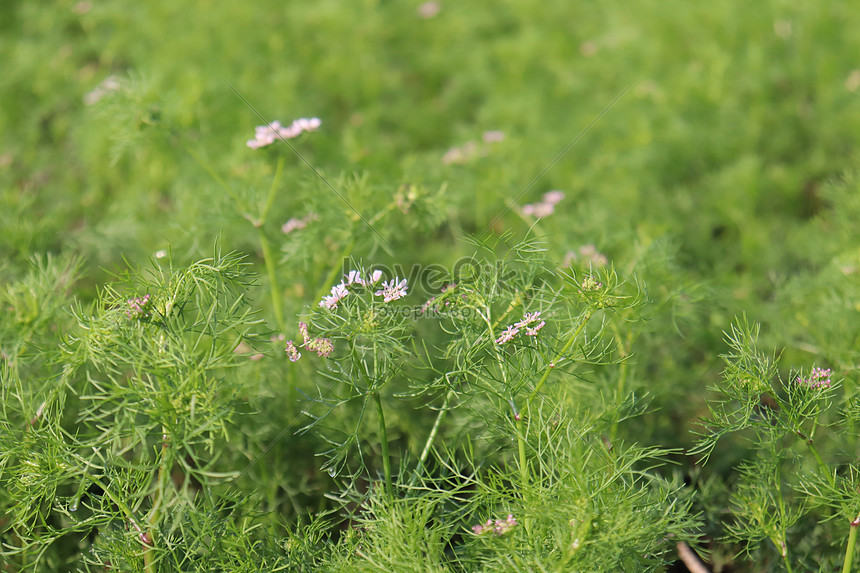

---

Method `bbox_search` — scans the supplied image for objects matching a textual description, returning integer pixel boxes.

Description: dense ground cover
[2,0,860,570]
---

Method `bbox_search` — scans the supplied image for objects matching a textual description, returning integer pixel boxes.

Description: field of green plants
[2,0,860,571]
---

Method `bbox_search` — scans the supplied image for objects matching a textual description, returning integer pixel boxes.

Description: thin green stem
[255,156,286,331]
[609,323,628,443]
[781,544,794,573]
[772,460,793,573]
[410,388,454,485]
[808,442,833,486]
[260,156,284,225]
[258,229,285,331]
[373,391,393,498]
[527,307,595,407]
[188,146,286,331]
[796,430,834,488]
[516,413,528,486]
[843,514,860,573]
[480,310,527,490]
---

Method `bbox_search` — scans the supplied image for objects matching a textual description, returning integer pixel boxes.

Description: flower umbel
[581,276,603,291]
[285,341,301,362]
[797,367,833,389]
[494,514,517,535]
[472,519,494,535]
[495,325,520,345]
[497,312,544,343]
[523,191,565,217]
[306,337,334,358]
[126,294,152,320]
[375,278,408,303]
[320,283,349,309]
[298,322,311,345]
[472,514,517,536]
[247,117,321,149]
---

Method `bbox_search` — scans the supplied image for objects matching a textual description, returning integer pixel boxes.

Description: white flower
[367,269,383,284]
[375,278,408,303]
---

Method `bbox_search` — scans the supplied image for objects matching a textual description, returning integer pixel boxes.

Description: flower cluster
[125,294,152,320]
[796,367,833,389]
[495,311,545,344]
[285,340,301,362]
[246,117,321,149]
[522,190,565,218]
[420,283,460,314]
[375,278,408,303]
[282,212,318,234]
[318,269,406,309]
[286,322,334,363]
[581,275,603,291]
[320,283,350,310]
[306,336,334,358]
[472,514,517,536]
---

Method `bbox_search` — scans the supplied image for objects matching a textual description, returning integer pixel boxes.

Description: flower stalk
[843,513,860,573]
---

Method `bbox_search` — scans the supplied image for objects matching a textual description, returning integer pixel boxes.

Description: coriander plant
[695,317,860,572]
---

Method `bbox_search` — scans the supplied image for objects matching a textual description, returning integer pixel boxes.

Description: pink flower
[417,1,441,18]
[524,321,545,336]
[375,278,408,303]
[493,514,517,535]
[307,337,334,358]
[344,270,365,286]
[515,311,542,329]
[285,340,301,362]
[472,514,517,536]
[542,190,565,205]
[495,325,519,344]
[247,117,321,149]
[522,202,555,217]
[126,294,152,319]
[320,283,349,309]
[472,519,494,535]
[298,322,311,345]
[797,367,833,389]
[522,191,565,218]
[281,212,318,234]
